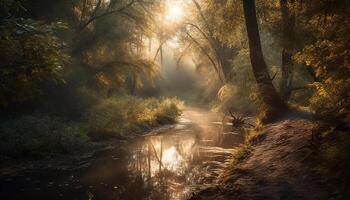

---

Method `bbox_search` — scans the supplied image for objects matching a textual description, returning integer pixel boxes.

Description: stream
[0,107,245,200]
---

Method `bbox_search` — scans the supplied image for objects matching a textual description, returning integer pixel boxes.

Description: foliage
[215,82,257,114]
[0,18,69,106]
[87,49,158,94]
[0,96,183,158]
[0,0,186,159]
[71,0,160,95]
[0,115,88,158]
[36,85,99,120]
[293,0,350,124]
[0,0,162,107]
[86,96,183,139]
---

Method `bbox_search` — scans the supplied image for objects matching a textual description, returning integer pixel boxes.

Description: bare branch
[78,0,137,33]
[290,84,316,91]
[271,71,278,81]
[184,31,224,82]
[153,39,168,60]
[183,22,226,81]
[191,0,213,35]
[176,42,193,67]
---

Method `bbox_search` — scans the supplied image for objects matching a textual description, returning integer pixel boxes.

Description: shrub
[294,26,350,125]
[0,96,183,157]
[85,96,183,139]
[214,83,257,114]
[154,97,183,124]
[85,96,128,139]
[308,82,350,125]
[0,18,68,106]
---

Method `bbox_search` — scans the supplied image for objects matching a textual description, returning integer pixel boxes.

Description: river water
[0,107,245,200]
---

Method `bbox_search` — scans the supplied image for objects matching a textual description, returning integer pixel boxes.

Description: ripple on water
[0,109,244,200]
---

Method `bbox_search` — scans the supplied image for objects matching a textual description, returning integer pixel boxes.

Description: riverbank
[0,96,183,178]
[0,107,245,200]
[0,124,176,177]
[190,116,332,199]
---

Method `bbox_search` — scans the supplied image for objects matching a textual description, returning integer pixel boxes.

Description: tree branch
[78,0,137,33]
[290,84,316,91]
[191,0,213,35]
[183,22,225,81]
[176,42,193,67]
[184,31,224,82]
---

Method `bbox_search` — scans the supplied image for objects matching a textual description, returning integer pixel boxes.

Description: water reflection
[125,120,242,200]
[0,109,245,200]
[127,134,197,200]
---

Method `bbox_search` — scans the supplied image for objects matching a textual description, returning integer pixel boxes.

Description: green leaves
[0,18,69,106]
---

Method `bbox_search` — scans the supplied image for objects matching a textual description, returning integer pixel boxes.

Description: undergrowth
[0,96,183,158]
[86,96,183,140]
[0,115,88,158]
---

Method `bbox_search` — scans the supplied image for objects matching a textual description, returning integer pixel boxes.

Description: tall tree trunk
[149,37,152,58]
[242,0,287,122]
[217,43,238,82]
[160,44,163,69]
[279,0,296,100]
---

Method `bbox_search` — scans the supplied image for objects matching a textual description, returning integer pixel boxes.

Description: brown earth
[190,117,325,200]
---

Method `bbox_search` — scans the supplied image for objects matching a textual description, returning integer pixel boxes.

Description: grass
[86,96,183,140]
[220,129,267,182]
[0,96,183,158]
[245,129,267,145]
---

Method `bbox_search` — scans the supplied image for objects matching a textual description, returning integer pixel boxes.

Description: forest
[0,0,349,199]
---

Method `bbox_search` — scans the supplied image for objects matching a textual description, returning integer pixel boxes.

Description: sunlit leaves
[70,0,161,95]
[293,0,350,122]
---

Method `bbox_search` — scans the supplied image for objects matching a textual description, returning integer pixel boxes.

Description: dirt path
[191,118,324,200]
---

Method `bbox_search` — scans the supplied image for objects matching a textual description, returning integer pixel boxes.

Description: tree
[0,1,69,106]
[293,0,350,126]
[64,0,159,96]
[279,0,296,100]
[242,0,287,122]
[175,0,238,83]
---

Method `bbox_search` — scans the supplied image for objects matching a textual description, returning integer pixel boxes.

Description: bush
[0,96,183,158]
[36,85,99,120]
[86,96,183,139]
[214,83,257,114]
[154,97,183,124]
[0,18,68,106]
[309,82,350,125]
[0,115,88,158]
[294,32,350,126]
